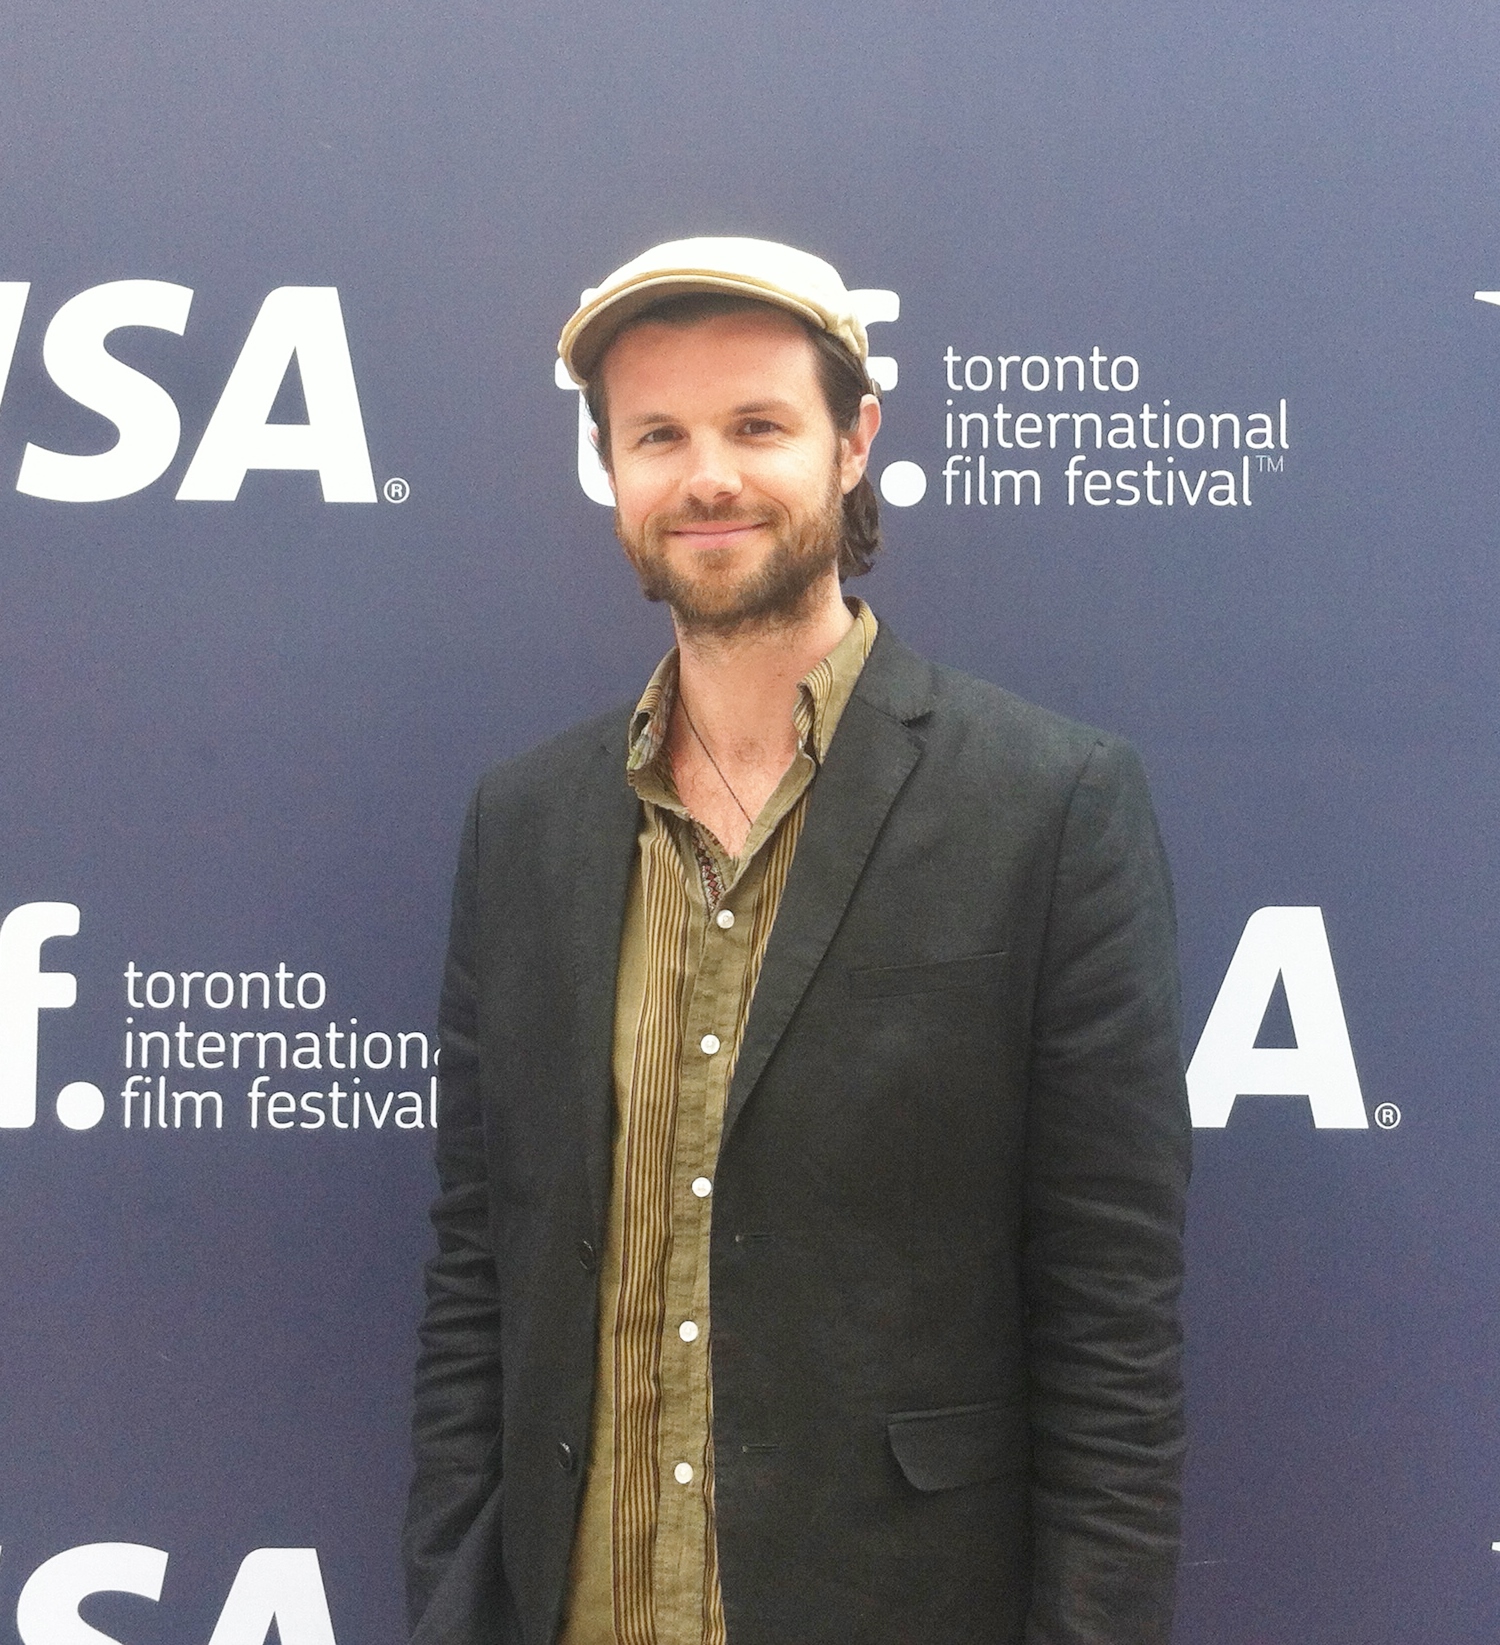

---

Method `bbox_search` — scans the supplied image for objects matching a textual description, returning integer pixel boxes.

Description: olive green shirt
[559,600,878,1645]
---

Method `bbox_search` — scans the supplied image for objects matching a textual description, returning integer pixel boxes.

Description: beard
[616,476,845,640]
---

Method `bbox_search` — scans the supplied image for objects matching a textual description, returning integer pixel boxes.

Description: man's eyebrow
[729,399,799,418]
[617,398,801,430]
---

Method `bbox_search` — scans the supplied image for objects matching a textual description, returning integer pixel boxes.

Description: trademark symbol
[383,476,410,504]
[1255,455,1284,474]
[1374,1102,1401,1129]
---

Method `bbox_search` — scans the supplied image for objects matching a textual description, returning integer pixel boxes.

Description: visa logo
[0,283,375,502]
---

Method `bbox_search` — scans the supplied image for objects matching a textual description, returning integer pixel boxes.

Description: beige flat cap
[558,235,869,387]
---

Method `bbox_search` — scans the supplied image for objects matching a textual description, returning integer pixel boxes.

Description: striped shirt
[558,600,878,1645]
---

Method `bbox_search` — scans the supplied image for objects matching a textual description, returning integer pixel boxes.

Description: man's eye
[639,426,679,446]
[739,419,779,436]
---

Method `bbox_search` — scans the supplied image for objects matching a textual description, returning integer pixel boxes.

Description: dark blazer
[404,628,1190,1645]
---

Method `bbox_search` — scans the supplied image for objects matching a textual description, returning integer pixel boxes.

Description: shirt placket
[567,605,877,1645]
[651,849,757,1645]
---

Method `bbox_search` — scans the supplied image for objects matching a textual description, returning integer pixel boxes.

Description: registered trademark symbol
[1374,1103,1401,1129]
[383,476,410,504]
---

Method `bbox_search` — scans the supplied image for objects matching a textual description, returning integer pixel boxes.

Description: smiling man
[404,237,1191,1645]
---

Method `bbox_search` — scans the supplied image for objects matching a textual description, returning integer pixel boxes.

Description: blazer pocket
[847,950,1007,999]
[886,1399,1027,1493]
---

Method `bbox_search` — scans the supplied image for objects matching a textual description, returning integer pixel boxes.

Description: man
[404,237,1190,1645]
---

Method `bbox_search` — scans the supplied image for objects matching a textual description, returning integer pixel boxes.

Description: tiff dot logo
[0,901,103,1130]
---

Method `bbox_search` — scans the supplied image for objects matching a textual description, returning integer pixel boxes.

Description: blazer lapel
[567,710,640,1228]
[722,630,935,1142]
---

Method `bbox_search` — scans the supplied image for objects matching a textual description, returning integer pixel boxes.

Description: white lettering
[0,902,80,1128]
[1188,906,1368,1129]
[177,288,375,502]
[206,1549,338,1645]
[0,283,30,410]
[16,1543,168,1645]
[16,281,193,502]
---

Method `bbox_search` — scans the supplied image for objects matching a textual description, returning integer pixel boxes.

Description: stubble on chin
[616,485,844,641]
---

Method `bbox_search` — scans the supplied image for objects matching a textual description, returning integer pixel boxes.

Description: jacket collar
[721,625,935,1140]
[566,624,937,1223]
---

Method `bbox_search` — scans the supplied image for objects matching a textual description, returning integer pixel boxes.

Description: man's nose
[682,436,743,505]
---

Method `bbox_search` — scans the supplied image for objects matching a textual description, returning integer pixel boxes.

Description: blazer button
[557,1439,576,1473]
[576,1240,597,1272]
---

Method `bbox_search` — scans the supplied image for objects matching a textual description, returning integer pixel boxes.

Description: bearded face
[597,308,871,642]
[615,470,844,638]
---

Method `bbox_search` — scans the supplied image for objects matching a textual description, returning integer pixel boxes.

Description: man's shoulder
[469,701,634,815]
[859,627,1137,788]
[932,657,1109,747]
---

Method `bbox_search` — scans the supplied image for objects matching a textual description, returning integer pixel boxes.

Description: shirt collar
[626,598,879,784]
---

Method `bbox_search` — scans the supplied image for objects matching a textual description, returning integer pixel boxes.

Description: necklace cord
[678,697,756,828]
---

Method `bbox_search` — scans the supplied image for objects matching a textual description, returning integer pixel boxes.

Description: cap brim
[559,271,836,387]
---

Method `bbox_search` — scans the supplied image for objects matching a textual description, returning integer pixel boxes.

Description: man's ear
[588,421,615,482]
[838,394,882,493]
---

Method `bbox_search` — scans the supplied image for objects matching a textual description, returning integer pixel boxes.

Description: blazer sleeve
[1022,737,1191,1645]
[402,788,507,1632]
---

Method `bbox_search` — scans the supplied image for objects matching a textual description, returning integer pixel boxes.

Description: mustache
[654,498,778,531]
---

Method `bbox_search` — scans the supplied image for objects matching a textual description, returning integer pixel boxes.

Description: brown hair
[583,293,882,579]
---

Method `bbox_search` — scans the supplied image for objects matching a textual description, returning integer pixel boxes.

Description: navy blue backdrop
[2,2,1498,1640]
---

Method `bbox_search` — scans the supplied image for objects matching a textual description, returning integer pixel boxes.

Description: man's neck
[662,572,853,856]
[671,573,854,772]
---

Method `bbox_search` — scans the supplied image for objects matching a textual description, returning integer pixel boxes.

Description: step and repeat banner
[2,1,1497,1640]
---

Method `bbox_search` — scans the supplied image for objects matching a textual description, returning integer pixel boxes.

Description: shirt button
[715,909,735,929]
[700,1033,721,1055]
[691,1176,713,1198]
[678,1320,700,1342]
[557,1440,576,1473]
[674,1462,695,1485]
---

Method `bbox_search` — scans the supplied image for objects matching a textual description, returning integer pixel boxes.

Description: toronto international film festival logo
[0,903,437,1137]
